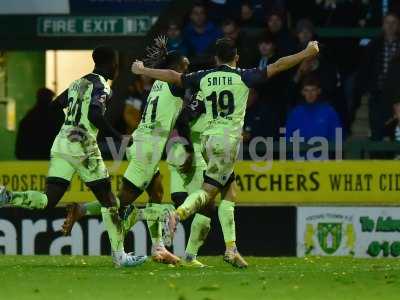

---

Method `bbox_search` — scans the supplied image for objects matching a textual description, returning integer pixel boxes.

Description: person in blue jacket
[286,76,342,142]
[183,2,222,57]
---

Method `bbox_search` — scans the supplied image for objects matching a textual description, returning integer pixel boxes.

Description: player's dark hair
[302,76,321,89]
[144,36,184,69]
[215,38,237,64]
[92,45,116,66]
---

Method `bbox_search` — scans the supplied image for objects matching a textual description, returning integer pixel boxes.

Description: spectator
[295,19,315,51]
[208,0,268,23]
[382,100,400,159]
[292,56,339,103]
[15,88,64,160]
[287,0,319,25]
[357,12,400,140]
[383,99,400,163]
[240,1,261,29]
[221,19,258,68]
[183,2,222,58]
[248,35,290,139]
[243,89,267,143]
[312,0,361,26]
[257,34,278,70]
[208,0,231,21]
[383,52,400,113]
[262,0,287,15]
[384,101,400,142]
[166,20,188,56]
[290,55,349,133]
[289,0,376,27]
[286,77,342,143]
[265,10,296,56]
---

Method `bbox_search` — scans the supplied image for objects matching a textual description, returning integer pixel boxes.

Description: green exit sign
[37,16,157,37]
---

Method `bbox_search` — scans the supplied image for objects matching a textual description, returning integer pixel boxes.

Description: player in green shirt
[131,38,320,268]
[167,92,216,267]
[60,37,191,265]
[0,46,146,267]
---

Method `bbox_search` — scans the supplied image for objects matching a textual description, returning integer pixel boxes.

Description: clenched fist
[131,60,144,74]
[305,41,319,58]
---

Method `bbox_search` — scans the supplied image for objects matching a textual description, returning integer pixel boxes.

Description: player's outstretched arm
[131,60,183,86]
[266,41,319,78]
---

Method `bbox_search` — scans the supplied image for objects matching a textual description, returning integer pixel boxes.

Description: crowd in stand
[16,0,400,160]
[120,0,400,145]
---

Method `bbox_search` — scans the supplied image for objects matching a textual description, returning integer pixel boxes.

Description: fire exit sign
[37,16,157,36]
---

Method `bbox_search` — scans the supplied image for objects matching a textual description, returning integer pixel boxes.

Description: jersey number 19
[206,90,234,119]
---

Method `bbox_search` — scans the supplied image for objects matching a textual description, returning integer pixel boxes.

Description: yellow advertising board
[1,160,400,205]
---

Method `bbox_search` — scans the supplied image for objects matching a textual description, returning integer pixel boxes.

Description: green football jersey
[181,65,265,137]
[51,73,111,157]
[189,91,208,138]
[134,80,184,139]
[188,93,207,167]
[166,92,208,168]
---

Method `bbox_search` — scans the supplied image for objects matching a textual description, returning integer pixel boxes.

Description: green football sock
[185,213,211,257]
[10,191,48,209]
[176,189,208,221]
[123,205,139,233]
[84,198,120,216]
[122,203,172,234]
[84,201,102,216]
[218,200,236,248]
[101,207,124,252]
[138,204,174,221]
[146,203,163,246]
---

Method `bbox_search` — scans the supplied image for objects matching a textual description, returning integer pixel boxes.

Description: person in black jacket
[265,10,296,56]
[221,18,259,68]
[15,88,64,160]
[357,12,400,140]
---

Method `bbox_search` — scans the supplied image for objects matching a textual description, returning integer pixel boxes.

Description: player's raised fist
[305,41,319,57]
[131,60,144,74]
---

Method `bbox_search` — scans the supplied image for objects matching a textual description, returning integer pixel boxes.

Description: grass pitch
[1,256,399,300]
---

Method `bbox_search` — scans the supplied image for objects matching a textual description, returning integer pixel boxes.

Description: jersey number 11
[142,96,159,123]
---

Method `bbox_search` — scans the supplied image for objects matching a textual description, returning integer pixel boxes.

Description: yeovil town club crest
[317,223,342,254]
[303,213,356,256]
